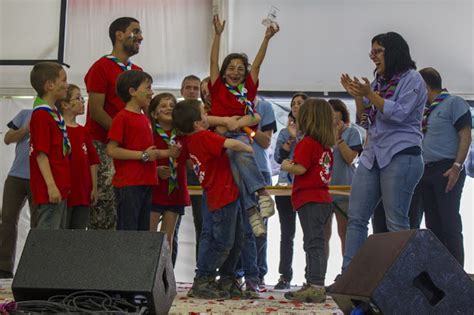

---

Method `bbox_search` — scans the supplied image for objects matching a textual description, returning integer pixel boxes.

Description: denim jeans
[342,153,423,270]
[196,194,242,278]
[298,202,332,286]
[275,195,296,281]
[114,185,152,231]
[235,200,259,281]
[226,132,266,211]
[36,201,67,230]
[256,171,272,280]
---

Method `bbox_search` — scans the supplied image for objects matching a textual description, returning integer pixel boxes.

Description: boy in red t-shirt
[281,99,335,303]
[172,99,253,300]
[29,62,70,229]
[206,15,280,237]
[107,70,180,231]
[57,84,100,229]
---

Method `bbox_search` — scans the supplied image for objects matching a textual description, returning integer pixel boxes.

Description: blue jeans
[196,194,243,278]
[342,154,423,270]
[114,185,151,231]
[234,171,270,281]
[235,200,259,281]
[256,171,272,280]
[226,132,266,211]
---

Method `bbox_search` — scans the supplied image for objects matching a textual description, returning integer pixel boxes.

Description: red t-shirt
[29,109,71,205]
[84,57,142,143]
[291,136,333,210]
[185,130,239,211]
[151,131,190,206]
[67,125,100,207]
[107,110,158,188]
[209,74,259,131]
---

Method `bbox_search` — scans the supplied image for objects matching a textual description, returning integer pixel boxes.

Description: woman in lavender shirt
[340,32,426,270]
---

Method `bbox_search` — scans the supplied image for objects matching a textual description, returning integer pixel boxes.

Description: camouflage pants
[89,141,116,230]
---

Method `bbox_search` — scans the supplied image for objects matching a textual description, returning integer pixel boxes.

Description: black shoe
[274,277,291,290]
[0,270,13,279]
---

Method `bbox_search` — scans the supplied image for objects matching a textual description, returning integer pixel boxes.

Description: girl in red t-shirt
[148,93,190,252]
[57,84,100,229]
[281,98,336,303]
[207,15,279,237]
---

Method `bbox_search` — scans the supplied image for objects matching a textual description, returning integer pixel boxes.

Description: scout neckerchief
[104,54,132,71]
[422,89,450,133]
[33,97,71,156]
[155,123,178,194]
[225,81,255,117]
[362,73,401,128]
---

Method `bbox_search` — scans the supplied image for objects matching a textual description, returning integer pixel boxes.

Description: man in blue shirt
[242,99,277,290]
[409,67,471,266]
[0,109,36,278]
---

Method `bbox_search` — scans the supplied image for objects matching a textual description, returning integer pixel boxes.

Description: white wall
[228,0,474,95]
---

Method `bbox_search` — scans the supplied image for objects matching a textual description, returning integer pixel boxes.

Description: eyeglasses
[369,47,385,57]
[71,96,85,103]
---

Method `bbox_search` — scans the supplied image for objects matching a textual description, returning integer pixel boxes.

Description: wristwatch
[453,162,464,171]
[141,151,150,162]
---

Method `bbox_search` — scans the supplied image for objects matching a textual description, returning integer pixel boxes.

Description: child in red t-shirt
[107,70,180,231]
[281,99,336,303]
[207,15,280,237]
[172,99,253,300]
[57,84,100,229]
[29,62,71,229]
[148,92,190,252]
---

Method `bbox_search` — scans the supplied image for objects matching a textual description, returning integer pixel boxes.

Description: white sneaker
[248,210,266,237]
[258,195,275,218]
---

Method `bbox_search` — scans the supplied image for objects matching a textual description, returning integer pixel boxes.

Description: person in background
[324,99,362,259]
[0,108,35,279]
[273,92,307,290]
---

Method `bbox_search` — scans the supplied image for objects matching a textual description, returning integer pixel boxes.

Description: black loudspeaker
[330,229,474,314]
[12,229,176,315]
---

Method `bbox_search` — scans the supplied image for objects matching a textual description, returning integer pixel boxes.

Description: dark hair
[56,84,81,112]
[181,75,201,89]
[371,32,416,80]
[148,92,177,132]
[172,99,203,134]
[219,53,250,79]
[116,70,153,103]
[30,62,64,97]
[328,99,350,124]
[289,92,308,120]
[297,98,336,148]
[419,67,442,90]
[109,17,139,46]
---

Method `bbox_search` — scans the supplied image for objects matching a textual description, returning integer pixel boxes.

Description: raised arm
[250,24,279,84]
[210,15,226,86]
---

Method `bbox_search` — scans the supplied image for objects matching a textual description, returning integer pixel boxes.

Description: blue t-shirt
[331,125,363,200]
[274,128,296,185]
[252,100,277,176]
[423,95,471,163]
[7,109,33,179]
